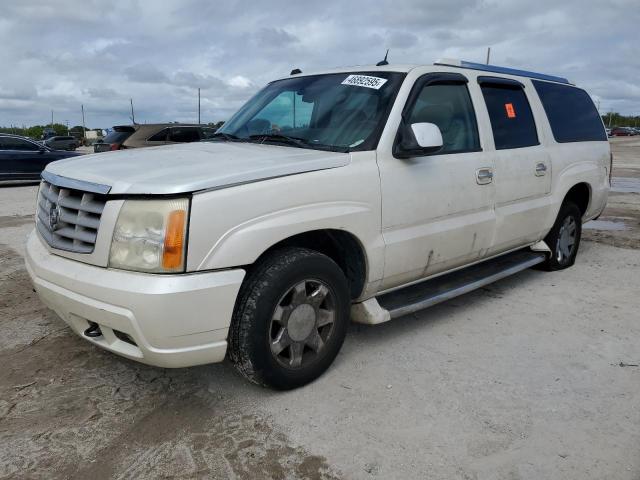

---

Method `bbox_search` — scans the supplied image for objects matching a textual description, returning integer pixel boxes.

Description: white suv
[26,59,610,389]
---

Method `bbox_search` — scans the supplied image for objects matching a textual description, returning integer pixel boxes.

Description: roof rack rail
[434,58,571,85]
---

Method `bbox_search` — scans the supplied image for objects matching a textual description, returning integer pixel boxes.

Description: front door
[0,136,45,179]
[377,74,496,290]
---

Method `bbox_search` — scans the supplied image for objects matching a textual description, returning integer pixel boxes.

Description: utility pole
[486,47,491,65]
[51,110,54,128]
[608,110,613,128]
[130,98,136,124]
[81,104,86,144]
[198,88,201,125]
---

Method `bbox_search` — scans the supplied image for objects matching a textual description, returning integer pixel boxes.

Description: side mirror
[38,147,46,154]
[394,122,443,158]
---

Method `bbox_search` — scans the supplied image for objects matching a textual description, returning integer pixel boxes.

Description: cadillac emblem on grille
[48,204,61,231]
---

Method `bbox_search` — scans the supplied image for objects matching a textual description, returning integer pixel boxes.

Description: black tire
[228,247,350,390]
[539,201,582,271]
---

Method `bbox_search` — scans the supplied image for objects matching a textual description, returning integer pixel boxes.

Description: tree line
[0,121,226,140]
[601,113,640,128]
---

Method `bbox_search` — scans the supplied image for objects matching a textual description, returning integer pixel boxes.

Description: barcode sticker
[342,75,388,90]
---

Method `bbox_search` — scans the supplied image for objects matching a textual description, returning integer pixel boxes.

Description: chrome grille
[36,180,107,253]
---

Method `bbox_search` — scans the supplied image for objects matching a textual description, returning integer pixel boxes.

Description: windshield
[216,72,405,152]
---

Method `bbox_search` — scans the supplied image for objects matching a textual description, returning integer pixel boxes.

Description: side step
[377,250,546,320]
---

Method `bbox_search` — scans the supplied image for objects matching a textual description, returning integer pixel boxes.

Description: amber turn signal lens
[163,210,186,269]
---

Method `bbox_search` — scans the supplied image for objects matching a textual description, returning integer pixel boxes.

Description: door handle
[535,163,548,176]
[476,168,494,185]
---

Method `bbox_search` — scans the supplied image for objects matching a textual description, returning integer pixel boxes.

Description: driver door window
[405,83,480,154]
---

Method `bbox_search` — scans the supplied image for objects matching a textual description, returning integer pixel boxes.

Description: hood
[45,141,351,194]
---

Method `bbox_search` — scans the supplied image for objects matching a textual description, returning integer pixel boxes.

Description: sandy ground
[1,140,639,480]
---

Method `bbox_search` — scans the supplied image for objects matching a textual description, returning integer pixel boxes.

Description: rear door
[477,77,552,253]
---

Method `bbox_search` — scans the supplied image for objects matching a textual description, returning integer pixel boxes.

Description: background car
[44,136,79,151]
[0,134,82,181]
[93,124,217,152]
[610,127,635,136]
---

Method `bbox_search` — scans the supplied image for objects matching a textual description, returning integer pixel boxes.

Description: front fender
[185,157,385,288]
[197,201,376,269]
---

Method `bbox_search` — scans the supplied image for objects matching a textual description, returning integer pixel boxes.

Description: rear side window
[480,82,538,150]
[532,80,606,142]
[169,127,200,142]
[103,130,134,144]
[147,128,169,142]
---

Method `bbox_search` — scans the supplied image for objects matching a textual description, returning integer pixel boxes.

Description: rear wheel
[539,201,582,271]
[228,247,350,389]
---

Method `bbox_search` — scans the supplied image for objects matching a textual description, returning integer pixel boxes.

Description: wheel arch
[250,229,368,300]
[562,182,591,218]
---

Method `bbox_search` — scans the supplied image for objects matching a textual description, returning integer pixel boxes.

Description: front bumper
[25,230,245,368]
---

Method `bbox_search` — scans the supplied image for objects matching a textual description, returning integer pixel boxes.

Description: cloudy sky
[1,0,638,128]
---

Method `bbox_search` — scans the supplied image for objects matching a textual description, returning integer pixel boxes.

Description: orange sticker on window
[505,103,516,118]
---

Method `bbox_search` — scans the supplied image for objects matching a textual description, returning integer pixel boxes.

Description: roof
[279,59,571,85]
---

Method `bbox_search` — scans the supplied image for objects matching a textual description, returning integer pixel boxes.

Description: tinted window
[147,128,169,142]
[103,130,134,144]
[480,83,538,149]
[406,83,480,154]
[169,127,200,142]
[532,80,606,142]
[0,137,40,151]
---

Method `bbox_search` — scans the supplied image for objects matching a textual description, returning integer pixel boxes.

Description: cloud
[0,0,638,128]
[124,63,170,84]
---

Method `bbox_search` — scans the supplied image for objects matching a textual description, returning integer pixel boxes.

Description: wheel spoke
[306,330,325,352]
[290,281,307,306]
[308,284,329,308]
[289,342,304,367]
[317,309,335,327]
[567,222,576,235]
[271,328,291,355]
[272,305,291,325]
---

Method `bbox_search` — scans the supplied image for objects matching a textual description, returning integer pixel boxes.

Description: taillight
[110,143,120,151]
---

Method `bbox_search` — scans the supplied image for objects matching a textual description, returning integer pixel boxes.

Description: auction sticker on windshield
[342,75,388,90]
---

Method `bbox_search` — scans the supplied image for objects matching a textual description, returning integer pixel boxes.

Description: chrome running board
[374,250,546,320]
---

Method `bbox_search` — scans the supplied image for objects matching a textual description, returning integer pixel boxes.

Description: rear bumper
[25,231,245,368]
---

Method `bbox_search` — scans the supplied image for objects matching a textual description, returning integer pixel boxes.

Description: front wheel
[228,247,350,390]
[539,201,582,271]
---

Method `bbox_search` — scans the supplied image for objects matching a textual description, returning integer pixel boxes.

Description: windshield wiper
[248,133,311,149]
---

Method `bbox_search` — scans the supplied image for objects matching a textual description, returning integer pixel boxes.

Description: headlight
[109,198,189,273]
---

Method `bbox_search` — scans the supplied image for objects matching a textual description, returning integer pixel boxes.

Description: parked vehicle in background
[44,136,79,151]
[610,127,635,136]
[93,124,217,152]
[84,129,103,145]
[27,60,609,389]
[41,128,56,140]
[0,134,82,181]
